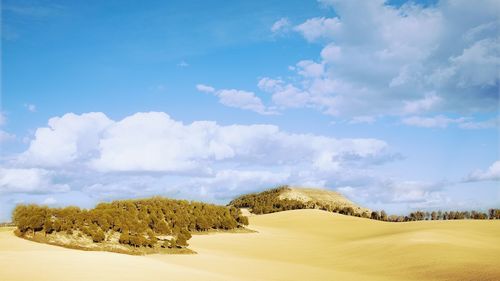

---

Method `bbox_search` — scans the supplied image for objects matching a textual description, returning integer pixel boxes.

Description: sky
[0,0,499,222]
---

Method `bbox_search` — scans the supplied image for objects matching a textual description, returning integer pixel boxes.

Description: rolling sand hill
[1,209,500,281]
[229,186,370,216]
[279,186,371,214]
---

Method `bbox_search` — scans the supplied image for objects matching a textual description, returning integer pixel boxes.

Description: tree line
[12,196,248,248]
[229,186,500,222]
[229,186,307,214]
[369,209,500,222]
[230,186,367,217]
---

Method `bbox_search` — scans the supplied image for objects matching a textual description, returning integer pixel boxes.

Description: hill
[2,209,499,281]
[229,185,370,216]
[12,197,249,255]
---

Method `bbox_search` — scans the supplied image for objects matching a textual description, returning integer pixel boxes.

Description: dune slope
[1,210,500,281]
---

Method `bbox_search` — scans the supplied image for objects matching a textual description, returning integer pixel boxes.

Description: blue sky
[1,0,499,221]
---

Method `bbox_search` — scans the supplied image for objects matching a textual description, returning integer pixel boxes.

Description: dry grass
[1,209,499,281]
[14,229,195,255]
[279,186,371,214]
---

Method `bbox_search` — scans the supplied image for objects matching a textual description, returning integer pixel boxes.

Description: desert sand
[1,209,500,281]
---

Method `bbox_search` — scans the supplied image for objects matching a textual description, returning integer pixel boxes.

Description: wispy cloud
[465,161,500,182]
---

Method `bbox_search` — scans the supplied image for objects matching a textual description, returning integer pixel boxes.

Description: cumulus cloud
[271,17,291,34]
[0,111,401,201]
[19,112,390,173]
[19,112,113,167]
[215,89,276,115]
[196,84,215,93]
[402,93,442,114]
[0,168,69,193]
[465,161,500,182]
[236,0,500,125]
[293,17,341,42]
[196,84,276,115]
[401,115,465,128]
[338,179,448,211]
[42,197,57,205]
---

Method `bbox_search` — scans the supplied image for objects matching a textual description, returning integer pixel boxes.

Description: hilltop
[229,186,370,217]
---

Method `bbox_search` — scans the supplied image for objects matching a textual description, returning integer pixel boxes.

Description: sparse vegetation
[229,185,370,217]
[12,196,248,254]
[230,186,500,222]
[229,186,307,214]
[370,209,499,222]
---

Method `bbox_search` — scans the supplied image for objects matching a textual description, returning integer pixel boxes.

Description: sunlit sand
[1,209,499,281]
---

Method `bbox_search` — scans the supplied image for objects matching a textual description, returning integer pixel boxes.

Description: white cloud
[293,17,341,42]
[448,38,500,87]
[401,114,499,129]
[0,168,69,193]
[0,111,410,211]
[0,130,16,143]
[402,93,442,114]
[0,112,6,126]
[196,84,215,93]
[296,60,325,78]
[8,111,472,212]
[19,112,113,167]
[16,112,392,176]
[349,116,376,124]
[271,85,310,108]
[465,161,500,182]
[338,179,448,209]
[320,43,341,62]
[244,0,499,122]
[185,169,291,201]
[177,60,189,67]
[196,84,276,115]
[24,103,36,112]
[387,181,444,203]
[215,89,275,115]
[271,17,291,34]
[42,197,57,205]
[458,117,499,129]
[257,77,284,93]
[401,115,464,128]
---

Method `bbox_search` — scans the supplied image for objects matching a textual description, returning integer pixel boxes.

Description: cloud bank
[213,0,500,124]
[2,112,400,203]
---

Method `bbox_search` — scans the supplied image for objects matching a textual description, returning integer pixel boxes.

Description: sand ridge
[1,209,500,281]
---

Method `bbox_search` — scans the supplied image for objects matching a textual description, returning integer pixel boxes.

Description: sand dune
[2,209,500,281]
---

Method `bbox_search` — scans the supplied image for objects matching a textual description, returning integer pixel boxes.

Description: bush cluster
[229,186,307,214]
[372,209,500,222]
[12,197,248,248]
[229,186,367,216]
[230,186,500,222]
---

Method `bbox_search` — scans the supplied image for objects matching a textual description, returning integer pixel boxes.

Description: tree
[91,228,105,243]
[380,210,388,221]
[431,211,437,220]
[119,232,130,245]
[44,217,54,235]
[176,228,191,247]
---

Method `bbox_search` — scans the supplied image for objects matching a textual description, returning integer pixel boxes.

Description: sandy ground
[1,209,500,281]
